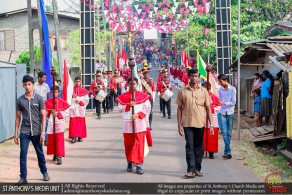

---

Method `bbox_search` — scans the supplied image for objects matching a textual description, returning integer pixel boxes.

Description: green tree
[67,29,112,66]
[16,46,41,73]
[16,45,59,75]
[173,0,292,65]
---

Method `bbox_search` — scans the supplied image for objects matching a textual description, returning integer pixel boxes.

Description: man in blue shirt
[260,70,273,125]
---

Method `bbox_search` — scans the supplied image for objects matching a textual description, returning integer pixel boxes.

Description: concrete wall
[0,11,79,67]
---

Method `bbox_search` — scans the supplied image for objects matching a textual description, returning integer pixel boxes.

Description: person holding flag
[69,77,90,143]
[141,65,155,130]
[117,77,151,175]
[45,86,70,165]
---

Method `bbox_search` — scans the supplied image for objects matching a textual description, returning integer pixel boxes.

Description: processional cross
[118,21,141,144]
[118,21,141,57]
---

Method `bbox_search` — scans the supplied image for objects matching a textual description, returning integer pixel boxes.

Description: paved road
[0,70,260,183]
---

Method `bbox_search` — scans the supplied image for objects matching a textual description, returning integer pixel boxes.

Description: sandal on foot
[184,172,196,178]
[194,171,203,177]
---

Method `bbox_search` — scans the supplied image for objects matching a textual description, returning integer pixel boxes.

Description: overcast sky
[0,0,80,14]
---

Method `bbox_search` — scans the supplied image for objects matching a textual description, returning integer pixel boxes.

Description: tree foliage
[173,0,292,65]
[16,45,59,75]
[67,29,112,66]
[16,46,41,73]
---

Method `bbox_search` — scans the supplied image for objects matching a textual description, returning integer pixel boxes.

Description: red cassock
[114,75,123,89]
[116,91,152,164]
[45,98,70,157]
[179,69,184,81]
[157,81,172,96]
[69,86,90,139]
[182,72,189,86]
[89,80,106,97]
[156,76,163,91]
[203,92,220,153]
[170,67,174,75]
[109,77,117,92]
[173,68,178,79]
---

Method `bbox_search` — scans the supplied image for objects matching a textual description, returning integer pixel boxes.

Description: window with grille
[0,30,15,51]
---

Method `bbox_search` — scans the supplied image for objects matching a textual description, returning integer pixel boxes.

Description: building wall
[0,11,79,68]
[239,51,282,79]
[239,51,283,116]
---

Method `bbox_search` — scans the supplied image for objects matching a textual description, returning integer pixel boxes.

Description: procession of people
[13,28,237,184]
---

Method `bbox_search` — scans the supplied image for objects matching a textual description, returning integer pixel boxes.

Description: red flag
[122,49,127,65]
[290,53,292,66]
[62,60,74,105]
[62,60,68,102]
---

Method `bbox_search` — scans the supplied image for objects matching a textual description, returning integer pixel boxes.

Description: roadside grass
[234,140,292,183]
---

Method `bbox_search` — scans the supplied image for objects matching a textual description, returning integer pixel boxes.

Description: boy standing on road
[218,74,237,159]
[14,75,50,184]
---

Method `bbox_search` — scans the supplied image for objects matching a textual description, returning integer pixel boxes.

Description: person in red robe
[181,67,189,86]
[113,69,123,106]
[45,86,70,165]
[202,82,221,159]
[69,77,90,143]
[117,77,152,175]
[141,66,155,130]
[157,74,173,119]
[107,69,117,111]
[89,72,106,119]
[121,64,130,81]
[157,69,167,113]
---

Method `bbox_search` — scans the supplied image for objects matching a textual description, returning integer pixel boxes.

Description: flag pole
[50,67,57,155]
[237,0,241,140]
[205,69,210,157]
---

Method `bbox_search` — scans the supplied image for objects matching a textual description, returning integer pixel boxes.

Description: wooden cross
[118,21,141,56]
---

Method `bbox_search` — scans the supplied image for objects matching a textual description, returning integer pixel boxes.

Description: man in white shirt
[34,72,50,101]
[33,71,50,145]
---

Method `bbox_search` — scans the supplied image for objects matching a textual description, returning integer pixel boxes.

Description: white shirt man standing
[34,72,50,101]
[33,71,50,145]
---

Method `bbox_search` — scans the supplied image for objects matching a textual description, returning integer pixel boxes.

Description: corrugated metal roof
[276,21,292,29]
[242,39,267,45]
[266,43,292,56]
[268,56,289,72]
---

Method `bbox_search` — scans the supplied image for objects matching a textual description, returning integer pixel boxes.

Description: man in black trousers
[176,68,214,178]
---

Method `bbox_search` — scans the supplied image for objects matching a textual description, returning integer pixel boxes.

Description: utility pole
[187,25,190,57]
[52,0,63,81]
[101,0,109,70]
[28,0,43,77]
[237,0,241,140]
[97,1,101,66]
